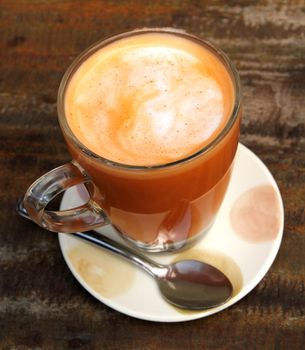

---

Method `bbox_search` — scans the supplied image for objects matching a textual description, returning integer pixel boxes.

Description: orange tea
[24,29,241,252]
[63,30,241,251]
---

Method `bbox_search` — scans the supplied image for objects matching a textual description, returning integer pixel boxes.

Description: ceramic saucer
[58,144,284,322]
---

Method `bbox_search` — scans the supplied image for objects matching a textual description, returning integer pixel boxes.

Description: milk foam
[65,33,233,166]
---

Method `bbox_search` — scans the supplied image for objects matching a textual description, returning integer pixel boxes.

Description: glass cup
[23,28,241,253]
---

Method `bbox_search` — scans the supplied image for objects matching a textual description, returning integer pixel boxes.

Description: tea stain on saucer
[68,243,136,298]
[230,185,281,242]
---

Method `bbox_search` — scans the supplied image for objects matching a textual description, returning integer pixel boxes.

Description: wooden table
[1,1,304,348]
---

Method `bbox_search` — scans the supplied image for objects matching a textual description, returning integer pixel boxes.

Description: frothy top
[65,32,234,166]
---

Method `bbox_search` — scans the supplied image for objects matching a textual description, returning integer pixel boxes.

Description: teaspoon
[16,198,232,310]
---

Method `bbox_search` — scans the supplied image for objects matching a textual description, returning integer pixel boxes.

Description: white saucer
[58,144,284,322]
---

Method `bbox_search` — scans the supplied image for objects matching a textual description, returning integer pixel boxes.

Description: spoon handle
[71,230,166,277]
[17,198,166,278]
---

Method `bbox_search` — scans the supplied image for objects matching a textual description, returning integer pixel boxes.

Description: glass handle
[23,162,109,233]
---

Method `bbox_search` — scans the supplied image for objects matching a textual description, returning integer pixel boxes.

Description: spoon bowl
[16,197,233,310]
[159,259,232,309]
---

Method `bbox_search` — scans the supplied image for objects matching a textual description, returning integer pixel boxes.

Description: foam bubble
[65,33,233,166]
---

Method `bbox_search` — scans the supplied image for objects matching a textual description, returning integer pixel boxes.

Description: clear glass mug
[23,28,241,253]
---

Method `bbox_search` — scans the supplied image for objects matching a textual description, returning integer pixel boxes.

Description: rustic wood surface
[0,1,304,349]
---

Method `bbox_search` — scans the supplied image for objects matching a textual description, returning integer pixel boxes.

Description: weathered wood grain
[0,1,304,349]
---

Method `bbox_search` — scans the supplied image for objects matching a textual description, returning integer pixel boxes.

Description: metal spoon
[16,198,232,310]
